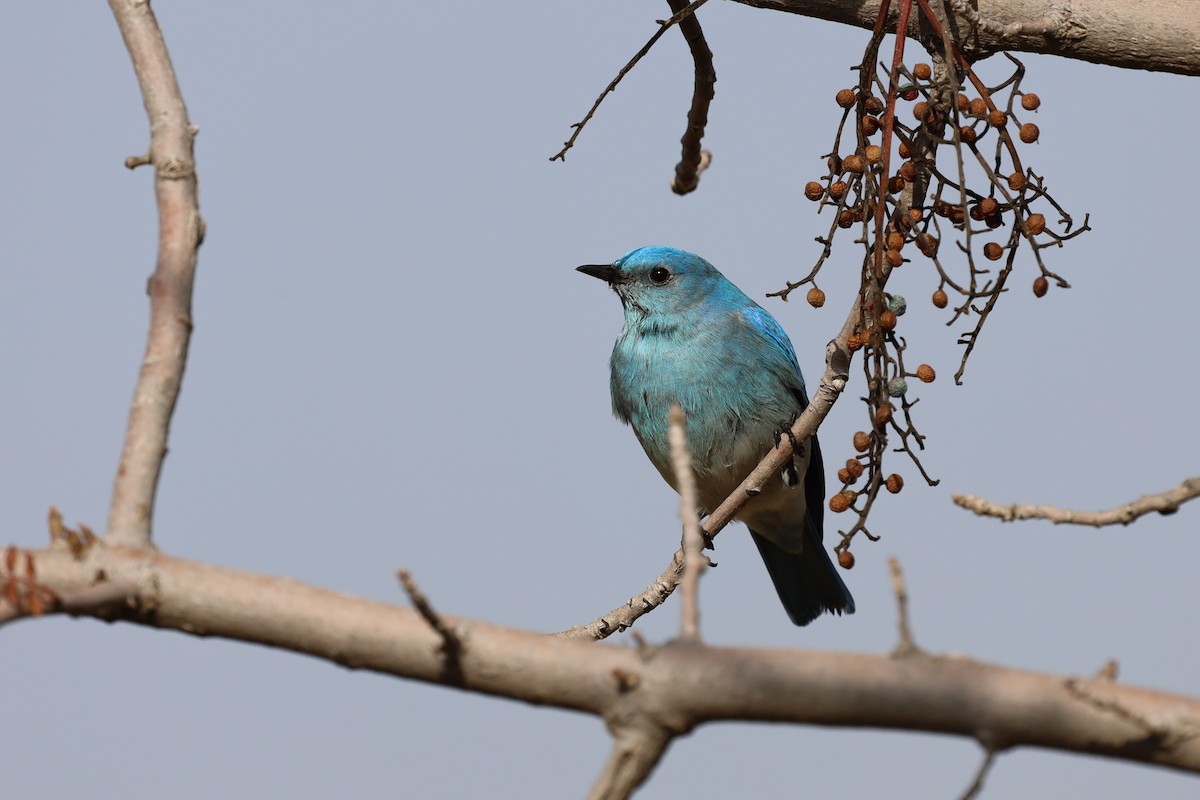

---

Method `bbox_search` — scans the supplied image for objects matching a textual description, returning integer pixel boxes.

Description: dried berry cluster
[773,50,1086,565]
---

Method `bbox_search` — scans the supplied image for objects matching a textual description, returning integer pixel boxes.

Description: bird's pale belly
[633,412,812,556]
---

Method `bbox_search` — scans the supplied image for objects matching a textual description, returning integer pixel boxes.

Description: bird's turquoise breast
[610,313,797,487]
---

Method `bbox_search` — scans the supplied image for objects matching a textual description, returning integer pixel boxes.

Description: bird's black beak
[576,264,623,283]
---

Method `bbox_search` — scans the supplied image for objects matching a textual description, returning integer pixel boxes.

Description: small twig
[953,477,1200,527]
[957,747,997,800]
[397,569,465,685]
[106,0,205,548]
[888,556,920,656]
[668,405,704,642]
[550,0,708,162]
[667,0,716,195]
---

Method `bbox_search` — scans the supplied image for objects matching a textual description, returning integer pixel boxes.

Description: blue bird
[578,246,854,626]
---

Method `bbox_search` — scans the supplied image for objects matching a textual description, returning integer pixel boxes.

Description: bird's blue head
[577,246,738,320]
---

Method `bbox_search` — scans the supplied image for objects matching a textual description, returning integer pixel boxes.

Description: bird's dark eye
[649,267,671,285]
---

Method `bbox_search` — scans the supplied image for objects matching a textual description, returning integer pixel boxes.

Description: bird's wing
[739,304,825,539]
[738,305,802,372]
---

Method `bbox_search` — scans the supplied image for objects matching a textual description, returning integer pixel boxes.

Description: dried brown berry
[853,430,870,451]
[1007,172,1026,191]
[865,145,883,164]
[828,181,847,200]
[916,364,936,383]
[899,161,917,181]
[829,492,852,513]
[949,207,965,224]
[837,209,856,228]
[887,175,905,194]
[861,116,880,136]
[807,286,826,308]
[968,97,988,117]
[836,88,856,108]
[907,208,923,224]
[912,101,929,121]
[845,459,864,479]
[843,154,865,174]
[1019,122,1040,143]
[837,467,851,483]
[979,198,999,217]
[983,242,1004,261]
[915,232,938,256]
[1025,213,1046,235]
[959,125,977,145]
[886,231,906,250]
[885,473,905,493]
[985,214,1004,230]
[1020,92,1041,111]
[885,249,904,268]
[847,331,866,351]
[913,62,932,80]
[969,203,987,222]
[865,96,885,114]
[932,288,948,308]
[804,181,824,201]
[838,550,856,570]
[897,140,911,158]
[956,94,970,113]
[828,155,843,173]
[875,403,894,427]
[988,109,1007,127]
[1033,275,1049,297]
[879,309,898,330]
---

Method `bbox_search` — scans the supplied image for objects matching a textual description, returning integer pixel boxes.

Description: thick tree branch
[8,545,1200,777]
[953,477,1200,527]
[731,0,1200,76]
[106,0,204,548]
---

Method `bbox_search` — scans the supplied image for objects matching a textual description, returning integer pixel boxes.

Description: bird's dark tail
[750,527,855,627]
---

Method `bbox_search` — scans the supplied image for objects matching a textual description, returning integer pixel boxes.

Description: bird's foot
[775,411,804,486]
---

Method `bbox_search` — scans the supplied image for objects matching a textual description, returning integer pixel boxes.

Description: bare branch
[888,556,920,656]
[666,0,716,195]
[14,545,1200,776]
[731,0,1200,77]
[953,477,1200,527]
[397,569,465,686]
[549,0,709,162]
[553,553,683,640]
[587,721,672,800]
[668,405,705,642]
[957,747,998,800]
[105,0,205,548]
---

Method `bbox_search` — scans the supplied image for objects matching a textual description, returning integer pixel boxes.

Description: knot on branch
[157,158,195,180]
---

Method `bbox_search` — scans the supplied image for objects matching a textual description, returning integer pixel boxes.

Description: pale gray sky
[3,3,1198,798]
